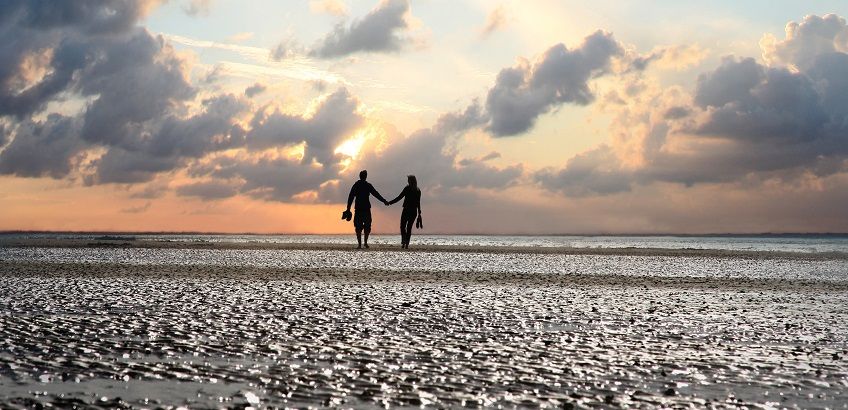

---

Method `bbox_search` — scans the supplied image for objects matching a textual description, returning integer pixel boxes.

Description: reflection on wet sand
[0,245,846,408]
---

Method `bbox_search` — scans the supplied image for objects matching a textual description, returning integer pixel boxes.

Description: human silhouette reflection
[345,170,388,249]
[387,175,422,249]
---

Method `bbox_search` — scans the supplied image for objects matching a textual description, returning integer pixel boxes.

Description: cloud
[183,0,213,16]
[183,88,364,202]
[480,5,508,37]
[77,30,197,147]
[630,44,708,71]
[344,108,525,203]
[310,0,348,17]
[458,151,501,166]
[0,1,236,184]
[483,31,624,137]
[535,146,631,196]
[244,83,267,98]
[761,14,848,70]
[246,88,362,164]
[120,202,151,213]
[310,0,412,58]
[187,98,525,204]
[536,16,848,197]
[694,57,828,144]
[86,93,249,184]
[0,0,164,118]
[0,114,85,178]
[270,39,305,61]
[227,31,254,43]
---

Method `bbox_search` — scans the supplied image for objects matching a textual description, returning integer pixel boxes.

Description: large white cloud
[761,14,848,70]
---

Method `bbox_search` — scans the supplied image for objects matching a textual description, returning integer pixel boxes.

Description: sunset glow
[1,1,848,233]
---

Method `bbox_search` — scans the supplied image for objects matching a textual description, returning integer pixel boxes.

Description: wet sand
[1,242,847,408]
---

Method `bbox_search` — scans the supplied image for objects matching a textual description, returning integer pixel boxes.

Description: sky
[1,0,848,234]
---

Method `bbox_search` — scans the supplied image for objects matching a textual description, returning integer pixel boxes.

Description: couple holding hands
[343,170,422,249]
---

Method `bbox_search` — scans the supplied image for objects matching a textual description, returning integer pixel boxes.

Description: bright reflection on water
[4,233,848,253]
[2,246,848,281]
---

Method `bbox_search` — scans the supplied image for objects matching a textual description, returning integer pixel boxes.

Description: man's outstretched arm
[370,185,388,204]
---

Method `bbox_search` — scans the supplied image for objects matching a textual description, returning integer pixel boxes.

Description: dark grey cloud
[78,30,197,147]
[0,0,230,184]
[90,147,182,184]
[0,0,162,118]
[484,31,623,137]
[0,0,159,34]
[244,83,267,98]
[663,106,691,120]
[0,114,84,178]
[534,146,631,197]
[310,0,411,58]
[195,155,334,201]
[146,94,248,158]
[695,57,828,144]
[86,94,249,184]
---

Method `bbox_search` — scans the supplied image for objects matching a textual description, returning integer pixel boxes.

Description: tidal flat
[0,242,846,408]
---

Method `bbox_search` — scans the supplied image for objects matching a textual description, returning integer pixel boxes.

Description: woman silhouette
[387,175,422,249]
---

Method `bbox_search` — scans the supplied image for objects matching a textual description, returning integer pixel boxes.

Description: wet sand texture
[0,245,846,408]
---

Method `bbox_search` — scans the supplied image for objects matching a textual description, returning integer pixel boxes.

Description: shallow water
[2,246,848,281]
[4,233,848,253]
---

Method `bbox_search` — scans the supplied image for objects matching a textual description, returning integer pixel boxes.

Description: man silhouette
[346,170,388,249]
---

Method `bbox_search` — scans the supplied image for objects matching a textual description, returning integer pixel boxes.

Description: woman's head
[407,175,417,188]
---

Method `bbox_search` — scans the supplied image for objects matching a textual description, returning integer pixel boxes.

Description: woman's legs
[400,208,416,247]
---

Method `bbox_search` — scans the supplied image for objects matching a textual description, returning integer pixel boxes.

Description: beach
[1,236,847,408]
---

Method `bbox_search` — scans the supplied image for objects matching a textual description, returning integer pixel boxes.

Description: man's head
[359,170,367,180]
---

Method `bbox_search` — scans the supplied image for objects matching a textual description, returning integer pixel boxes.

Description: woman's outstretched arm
[387,187,406,205]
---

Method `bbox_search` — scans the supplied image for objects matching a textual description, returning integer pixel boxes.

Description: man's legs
[355,227,362,249]
[354,210,365,249]
[358,209,372,248]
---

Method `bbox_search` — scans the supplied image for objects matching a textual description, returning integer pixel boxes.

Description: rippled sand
[1,243,847,408]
